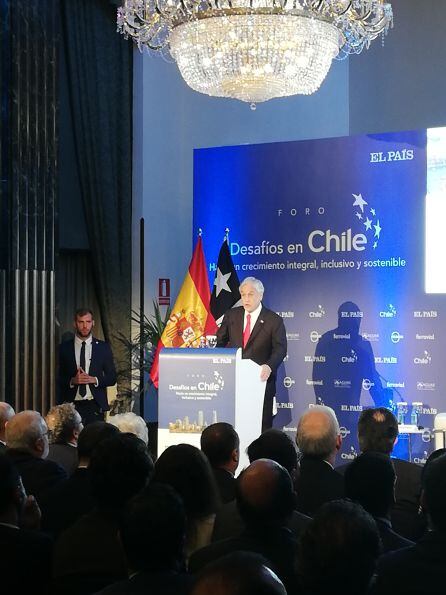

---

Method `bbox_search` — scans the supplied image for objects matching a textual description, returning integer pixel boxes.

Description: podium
[158,348,265,471]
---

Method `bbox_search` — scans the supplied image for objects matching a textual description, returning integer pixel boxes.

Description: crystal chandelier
[117,1,393,104]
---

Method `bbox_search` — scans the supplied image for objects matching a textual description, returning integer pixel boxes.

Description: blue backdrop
[193,128,446,464]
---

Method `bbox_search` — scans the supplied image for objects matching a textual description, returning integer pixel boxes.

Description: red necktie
[243,313,251,348]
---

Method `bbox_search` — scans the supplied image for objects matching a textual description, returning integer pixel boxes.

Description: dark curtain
[59,0,132,395]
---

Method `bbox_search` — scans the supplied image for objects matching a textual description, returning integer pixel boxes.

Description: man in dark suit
[0,402,15,451]
[45,403,83,475]
[295,405,344,516]
[5,410,67,504]
[216,277,287,430]
[372,454,446,595]
[344,452,413,553]
[58,308,117,424]
[200,422,239,505]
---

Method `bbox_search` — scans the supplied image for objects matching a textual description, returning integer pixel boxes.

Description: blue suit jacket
[57,337,116,411]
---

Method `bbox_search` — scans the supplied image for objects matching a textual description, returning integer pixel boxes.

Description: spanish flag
[150,236,217,388]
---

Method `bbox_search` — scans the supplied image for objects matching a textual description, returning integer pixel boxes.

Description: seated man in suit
[57,307,117,425]
[200,422,239,505]
[45,403,83,476]
[0,402,15,451]
[190,459,300,594]
[217,277,287,430]
[295,405,344,516]
[0,456,53,595]
[372,453,446,595]
[341,407,424,541]
[5,410,67,504]
[96,483,193,595]
[344,452,413,553]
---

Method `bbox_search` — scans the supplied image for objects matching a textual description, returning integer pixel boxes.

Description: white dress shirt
[243,302,263,336]
[73,335,96,400]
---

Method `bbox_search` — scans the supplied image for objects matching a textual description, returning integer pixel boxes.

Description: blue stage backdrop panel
[193,128,446,465]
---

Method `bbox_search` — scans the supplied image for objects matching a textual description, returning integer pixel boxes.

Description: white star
[214,268,231,297]
[352,193,368,212]
[374,219,382,238]
[356,212,363,220]
[364,217,372,231]
[370,208,376,216]
[373,241,378,249]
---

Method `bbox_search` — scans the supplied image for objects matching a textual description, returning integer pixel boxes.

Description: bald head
[0,403,15,442]
[297,406,341,464]
[5,410,49,459]
[237,459,295,524]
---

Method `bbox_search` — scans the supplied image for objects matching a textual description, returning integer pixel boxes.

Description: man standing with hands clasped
[57,308,116,425]
[217,277,287,430]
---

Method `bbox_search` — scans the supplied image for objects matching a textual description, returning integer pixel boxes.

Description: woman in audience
[153,443,220,560]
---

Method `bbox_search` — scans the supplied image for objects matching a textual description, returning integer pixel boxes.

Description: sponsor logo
[422,407,437,415]
[310,331,322,343]
[386,381,405,389]
[305,355,326,363]
[379,304,397,318]
[340,310,363,318]
[333,333,350,340]
[414,351,432,365]
[341,446,359,460]
[341,350,358,364]
[286,333,300,341]
[362,378,375,391]
[370,149,414,163]
[279,311,295,318]
[422,430,432,443]
[375,356,398,364]
[414,310,438,318]
[417,382,435,391]
[416,333,435,340]
[339,426,351,439]
[307,379,323,386]
[391,331,404,344]
[362,332,379,342]
[334,379,352,389]
[276,402,294,409]
[414,451,430,464]
[197,370,225,391]
[341,404,363,412]
[309,305,325,318]
[283,376,296,389]
[212,357,232,364]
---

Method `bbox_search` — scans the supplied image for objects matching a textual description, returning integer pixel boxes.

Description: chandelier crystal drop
[117,0,393,104]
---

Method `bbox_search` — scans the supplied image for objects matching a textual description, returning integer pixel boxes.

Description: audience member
[46,403,83,475]
[344,451,413,552]
[5,410,67,502]
[372,453,446,594]
[0,455,53,595]
[0,402,15,451]
[53,432,154,594]
[200,422,239,504]
[191,552,287,595]
[297,499,381,595]
[108,412,149,445]
[95,483,193,594]
[190,459,299,593]
[213,428,309,542]
[154,444,220,559]
[41,421,120,536]
[349,407,423,540]
[295,405,344,516]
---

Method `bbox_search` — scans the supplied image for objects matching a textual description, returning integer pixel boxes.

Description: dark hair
[0,456,21,514]
[154,444,219,519]
[192,552,286,595]
[297,500,380,595]
[247,429,297,474]
[344,452,395,518]
[357,407,398,454]
[423,453,446,532]
[421,448,446,487]
[89,433,154,509]
[77,421,120,460]
[236,461,296,525]
[74,308,94,318]
[200,423,239,467]
[120,483,186,572]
